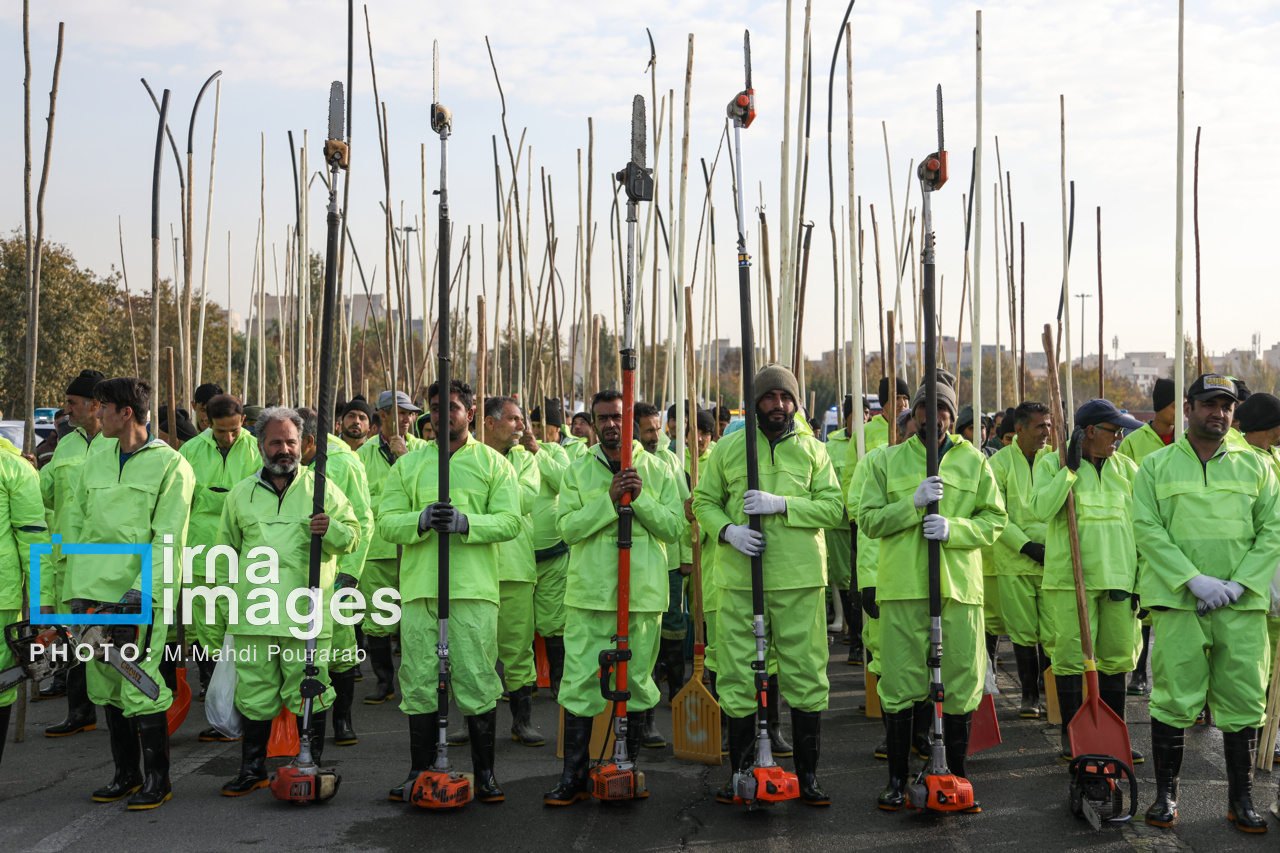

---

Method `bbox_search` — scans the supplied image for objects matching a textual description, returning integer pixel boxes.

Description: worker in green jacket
[63,377,196,810]
[634,400,691,750]
[380,379,522,805]
[544,390,685,806]
[178,393,261,718]
[989,400,1054,720]
[213,408,361,796]
[1134,374,1280,832]
[481,395,545,747]
[858,371,1006,811]
[842,376,910,498]
[38,368,109,735]
[298,407,373,748]
[1028,399,1144,764]
[0,434,50,764]
[693,364,844,807]
[526,399,571,695]
[356,390,427,704]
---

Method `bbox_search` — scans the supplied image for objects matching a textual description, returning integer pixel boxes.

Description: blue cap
[1074,399,1144,432]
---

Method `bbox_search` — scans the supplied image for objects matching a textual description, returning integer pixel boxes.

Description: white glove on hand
[913,476,944,509]
[1223,580,1245,603]
[723,524,766,557]
[743,489,787,516]
[921,514,950,542]
[1186,574,1232,611]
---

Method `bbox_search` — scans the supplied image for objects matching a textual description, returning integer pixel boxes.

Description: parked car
[0,421,57,451]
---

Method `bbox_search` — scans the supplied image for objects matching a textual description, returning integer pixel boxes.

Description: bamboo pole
[1193,125,1202,377]
[780,2,812,370]
[226,232,232,391]
[1097,207,1105,400]
[1060,95,1074,429]
[151,90,172,435]
[674,34,694,468]
[1020,222,1026,400]
[258,134,266,404]
[779,0,794,351]
[972,9,983,439]
[886,310,897,446]
[994,183,1001,411]
[119,217,141,377]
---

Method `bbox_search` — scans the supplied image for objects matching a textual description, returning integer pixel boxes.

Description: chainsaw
[0,621,75,693]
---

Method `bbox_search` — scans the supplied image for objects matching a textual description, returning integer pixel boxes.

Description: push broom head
[410,770,473,809]
[589,764,643,801]
[269,764,340,804]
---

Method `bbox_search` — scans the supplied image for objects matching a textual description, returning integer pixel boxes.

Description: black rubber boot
[1130,624,1151,695]
[716,715,757,803]
[331,668,359,746]
[625,711,651,798]
[1224,728,1267,832]
[92,705,142,802]
[543,712,592,805]
[544,636,566,698]
[509,686,546,746]
[1014,643,1042,719]
[196,652,216,701]
[791,709,829,806]
[660,638,686,704]
[126,712,172,809]
[944,712,981,813]
[911,701,932,756]
[766,681,792,757]
[1098,672,1144,764]
[468,708,505,803]
[985,632,999,661]
[1056,673,1084,759]
[1144,719,1184,827]
[304,710,328,765]
[389,714,434,802]
[639,707,665,749]
[364,635,396,704]
[38,671,66,700]
[159,643,179,693]
[45,664,96,737]
[0,703,8,767]
[878,708,914,810]
[220,718,272,796]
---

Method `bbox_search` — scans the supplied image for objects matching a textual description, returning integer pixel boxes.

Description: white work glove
[722,524,765,557]
[743,489,787,516]
[913,476,944,509]
[1186,574,1232,611]
[1223,580,1245,603]
[921,514,950,543]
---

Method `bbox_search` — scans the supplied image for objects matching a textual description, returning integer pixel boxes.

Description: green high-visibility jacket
[842,414,890,499]
[378,434,522,606]
[827,428,850,502]
[497,444,540,583]
[179,427,261,585]
[1134,436,1280,612]
[308,435,373,582]
[557,441,683,613]
[846,442,887,590]
[1116,423,1170,466]
[38,427,110,606]
[685,443,717,612]
[561,435,589,461]
[62,438,196,604]
[651,444,693,568]
[531,441,569,551]
[1028,450,1139,592]
[692,425,843,593]
[214,466,360,639]
[857,435,1007,605]
[358,432,428,561]
[0,438,48,611]
[989,443,1051,578]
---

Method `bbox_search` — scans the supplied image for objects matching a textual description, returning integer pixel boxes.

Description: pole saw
[590,92,653,802]
[727,30,799,809]
[269,79,348,805]
[905,85,975,815]
[409,42,472,809]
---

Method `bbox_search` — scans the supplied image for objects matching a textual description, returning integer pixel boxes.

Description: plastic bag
[1270,559,1280,618]
[204,634,242,739]
[984,653,1000,696]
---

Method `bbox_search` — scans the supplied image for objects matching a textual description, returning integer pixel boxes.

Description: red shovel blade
[535,634,551,689]
[967,693,1002,755]
[1068,672,1132,772]
[166,668,191,736]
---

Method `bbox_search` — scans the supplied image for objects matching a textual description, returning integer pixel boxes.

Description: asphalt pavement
[0,634,1272,853]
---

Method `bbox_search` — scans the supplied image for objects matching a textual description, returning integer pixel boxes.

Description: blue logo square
[30,535,153,625]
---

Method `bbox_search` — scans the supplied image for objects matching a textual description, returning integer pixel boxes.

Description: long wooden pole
[1193,125,1202,377]
[1097,207,1105,400]
[1173,0,1186,439]
[151,90,171,435]
[886,310,897,446]
[972,10,983,441]
[1059,95,1073,431]
[674,34,694,467]
[194,78,221,391]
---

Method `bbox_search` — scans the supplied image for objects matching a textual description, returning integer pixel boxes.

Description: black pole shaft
[923,219,940,619]
[436,130,452,729]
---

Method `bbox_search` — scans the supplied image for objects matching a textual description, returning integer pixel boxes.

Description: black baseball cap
[1074,399,1143,432]
[1187,373,1241,403]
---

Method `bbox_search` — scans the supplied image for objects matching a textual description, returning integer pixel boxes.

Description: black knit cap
[1151,378,1175,412]
[66,369,105,399]
[1238,392,1280,434]
[341,395,374,419]
[878,376,911,404]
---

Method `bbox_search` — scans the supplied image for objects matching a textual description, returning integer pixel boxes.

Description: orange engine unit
[912,773,974,812]
[590,764,640,801]
[410,770,472,809]
[733,766,799,805]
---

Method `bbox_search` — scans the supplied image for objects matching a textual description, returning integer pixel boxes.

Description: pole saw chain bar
[597,648,633,702]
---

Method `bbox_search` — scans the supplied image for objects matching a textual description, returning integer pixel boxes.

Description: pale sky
[2,0,1277,367]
